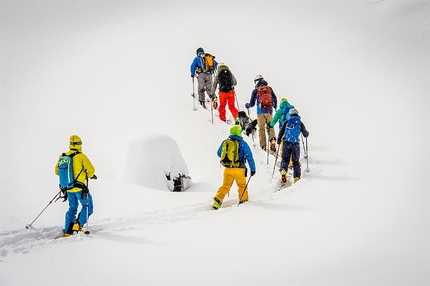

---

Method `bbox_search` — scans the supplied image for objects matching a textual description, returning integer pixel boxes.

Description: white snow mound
[115,133,190,191]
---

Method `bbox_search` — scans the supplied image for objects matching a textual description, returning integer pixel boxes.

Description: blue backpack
[285,116,302,143]
[58,152,82,190]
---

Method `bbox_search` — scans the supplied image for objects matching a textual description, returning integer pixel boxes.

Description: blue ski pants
[64,190,93,233]
[280,141,301,178]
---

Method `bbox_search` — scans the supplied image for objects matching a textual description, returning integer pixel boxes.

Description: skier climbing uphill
[212,125,256,209]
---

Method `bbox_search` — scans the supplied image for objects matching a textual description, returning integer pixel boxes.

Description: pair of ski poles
[26,186,91,234]
[270,133,310,178]
[191,77,215,123]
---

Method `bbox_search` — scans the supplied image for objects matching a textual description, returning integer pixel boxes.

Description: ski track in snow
[0,139,317,260]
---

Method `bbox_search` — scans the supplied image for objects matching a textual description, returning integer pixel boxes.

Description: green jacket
[269,100,291,127]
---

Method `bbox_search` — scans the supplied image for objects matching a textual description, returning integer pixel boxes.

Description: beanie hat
[69,135,82,145]
[289,108,299,115]
[230,125,242,137]
[196,47,204,55]
[217,62,229,72]
[281,98,288,102]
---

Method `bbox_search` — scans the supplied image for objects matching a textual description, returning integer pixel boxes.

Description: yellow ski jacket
[55,144,95,193]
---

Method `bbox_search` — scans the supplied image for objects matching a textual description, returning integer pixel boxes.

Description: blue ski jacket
[190,51,218,76]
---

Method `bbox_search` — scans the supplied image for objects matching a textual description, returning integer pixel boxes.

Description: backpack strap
[67,151,86,190]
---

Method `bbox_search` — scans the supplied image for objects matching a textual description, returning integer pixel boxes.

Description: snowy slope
[1,1,430,285]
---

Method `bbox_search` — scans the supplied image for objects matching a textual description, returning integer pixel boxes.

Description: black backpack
[218,69,233,92]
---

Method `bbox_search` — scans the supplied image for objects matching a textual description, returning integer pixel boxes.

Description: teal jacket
[269,100,294,127]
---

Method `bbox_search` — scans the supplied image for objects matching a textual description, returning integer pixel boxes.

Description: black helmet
[196,47,204,55]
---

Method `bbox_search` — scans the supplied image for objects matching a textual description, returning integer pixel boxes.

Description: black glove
[267,123,272,129]
[245,103,250,109]
[60,190,68,202]
[91,174,98,180]
[303,130,309,138]
[191,75,194,78]
[277,140,281,145]
[251,170,256,176]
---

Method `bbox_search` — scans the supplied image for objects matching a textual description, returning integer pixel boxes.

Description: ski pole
[305,137,309,172]
[210,97,214,124]
[300,134,309,172]
[234,91,240,112]
[26,190,61,229]
[266,126,270,165]
[301,134,308,158]
[84,177,91,234]
[191,77,197,111]
[237,175,252,206]
[271,146,281,178]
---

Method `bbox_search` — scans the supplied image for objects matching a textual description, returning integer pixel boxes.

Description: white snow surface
[1,1,430,285]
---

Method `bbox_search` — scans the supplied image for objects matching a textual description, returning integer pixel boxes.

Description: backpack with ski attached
[220,138,241,168]
[257,84,273,110]
[218,68,233,92]
[200,53,216,73]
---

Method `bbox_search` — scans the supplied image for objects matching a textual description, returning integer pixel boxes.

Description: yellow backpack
[220,139,240,168]
[200,53,215,73]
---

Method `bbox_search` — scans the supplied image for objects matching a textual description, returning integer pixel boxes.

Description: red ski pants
[218,91,238,121]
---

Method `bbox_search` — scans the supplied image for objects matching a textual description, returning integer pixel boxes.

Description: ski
[276,168,294,191]
[269,150,279,159]
[54,230,91,239]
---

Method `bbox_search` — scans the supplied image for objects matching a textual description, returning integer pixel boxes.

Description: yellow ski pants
[215,167,248,203]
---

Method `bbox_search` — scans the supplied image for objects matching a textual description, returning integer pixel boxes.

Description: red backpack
[257,85,273,110]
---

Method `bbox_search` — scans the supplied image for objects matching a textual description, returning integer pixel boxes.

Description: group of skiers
[52,46,310,236]
[190,47,310,210]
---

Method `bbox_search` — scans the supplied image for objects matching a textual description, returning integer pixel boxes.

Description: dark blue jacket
[217,135,256,172]
[247,80,278,114]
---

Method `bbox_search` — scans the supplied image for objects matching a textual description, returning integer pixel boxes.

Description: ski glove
[251,171,256,176]
[245,103,250,109]
[302,130,309,138]
[91,174,98,180]
[191,75,194,78]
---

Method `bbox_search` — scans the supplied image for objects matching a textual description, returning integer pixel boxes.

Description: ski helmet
[196,47,204,55]
[254,74,264,81]
[254,74,264,85]
[289,108,299,115]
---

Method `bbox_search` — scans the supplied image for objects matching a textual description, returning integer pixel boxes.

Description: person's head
[289,108,299,116]
[69,134,82,152]
[196,47,204,55]
[217,62,229,72]
[279,98,289,108]
[230,125,242,137]
[254,74,264,85]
